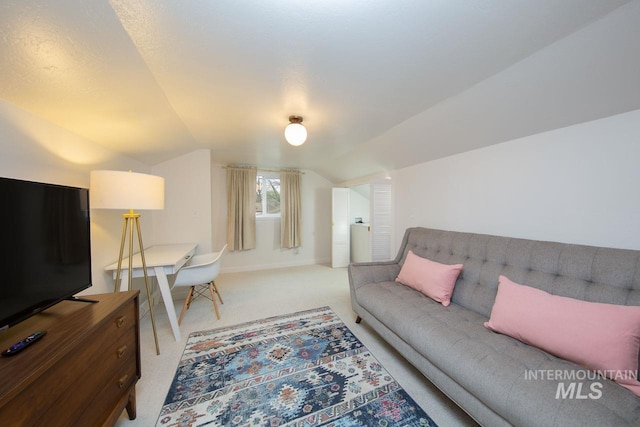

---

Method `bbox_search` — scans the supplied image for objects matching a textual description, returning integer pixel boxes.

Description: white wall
[211,164,333,272]
[0,99,152,295]
[152,149,212,253]
[337,0,640,180]
[211,163,228,251]
[349,185,370,224]
[393,109,640,252]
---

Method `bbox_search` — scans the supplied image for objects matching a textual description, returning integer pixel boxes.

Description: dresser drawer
[0,292,140,427]
[73,354,139,427]
[107,300,137,338]
[36,325,138,426]
[0,300,138,426]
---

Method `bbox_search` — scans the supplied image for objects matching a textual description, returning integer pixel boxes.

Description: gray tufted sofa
[349,227,640,426]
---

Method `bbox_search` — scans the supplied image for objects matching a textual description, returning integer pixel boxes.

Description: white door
[331,188,350,268]
[370,178,392,262]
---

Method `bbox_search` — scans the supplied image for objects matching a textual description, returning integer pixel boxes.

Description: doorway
[331,178,393,267]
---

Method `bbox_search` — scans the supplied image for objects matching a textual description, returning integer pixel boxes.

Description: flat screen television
[0,177,92,330]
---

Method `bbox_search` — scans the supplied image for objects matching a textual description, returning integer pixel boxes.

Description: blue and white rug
[156,306,437,426]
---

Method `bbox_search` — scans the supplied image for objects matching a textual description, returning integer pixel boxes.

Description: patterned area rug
[157,306,437,426]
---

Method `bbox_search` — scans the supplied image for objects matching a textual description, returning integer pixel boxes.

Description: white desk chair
[173,244,227,324]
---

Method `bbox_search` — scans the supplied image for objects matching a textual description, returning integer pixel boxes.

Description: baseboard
[221,258,331,274]
[135,259,331,318]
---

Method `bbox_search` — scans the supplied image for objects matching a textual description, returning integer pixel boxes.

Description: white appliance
[351,223,371,263]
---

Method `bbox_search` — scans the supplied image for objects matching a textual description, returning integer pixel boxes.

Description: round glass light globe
[285,123,307,146]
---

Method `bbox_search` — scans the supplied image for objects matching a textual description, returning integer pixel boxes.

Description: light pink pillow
[395,250,462,306]
[485,275,640,396]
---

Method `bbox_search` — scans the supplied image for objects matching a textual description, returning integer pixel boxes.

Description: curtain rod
[222,165,304,174]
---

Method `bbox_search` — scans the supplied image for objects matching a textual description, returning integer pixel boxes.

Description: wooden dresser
[0,291,141,426]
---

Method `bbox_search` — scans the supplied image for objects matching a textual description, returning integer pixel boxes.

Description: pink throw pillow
[485,275,640,396]
[395,250,462,306]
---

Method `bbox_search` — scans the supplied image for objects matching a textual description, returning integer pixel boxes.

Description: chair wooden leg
[178,286,195,325]
[212,280,223,304]
[185,286,195,310]
[208,283,221,320]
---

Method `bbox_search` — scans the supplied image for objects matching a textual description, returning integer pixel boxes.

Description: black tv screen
[0,177,92,329]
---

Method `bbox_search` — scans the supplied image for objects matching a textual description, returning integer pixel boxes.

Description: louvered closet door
[370,179,392,262]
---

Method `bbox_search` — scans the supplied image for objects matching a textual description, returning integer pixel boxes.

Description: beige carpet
[114,264,477,427]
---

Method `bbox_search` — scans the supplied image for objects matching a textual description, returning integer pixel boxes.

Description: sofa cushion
[355,281,640,426]
[395,250,462,306]
[398,228,640,319]
[485,275,640,396]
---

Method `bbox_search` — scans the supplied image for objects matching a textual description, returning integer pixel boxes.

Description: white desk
[104,243,197,341]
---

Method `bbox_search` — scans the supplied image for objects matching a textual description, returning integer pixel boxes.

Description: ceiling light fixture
[284,115,307,146]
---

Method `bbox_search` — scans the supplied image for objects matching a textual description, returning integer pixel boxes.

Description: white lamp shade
[90,170,164,210]
[284,123,307,146]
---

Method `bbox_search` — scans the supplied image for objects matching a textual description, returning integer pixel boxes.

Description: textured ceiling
[0,0,637,183]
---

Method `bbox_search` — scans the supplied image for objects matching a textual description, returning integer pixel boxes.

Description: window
[256,172,280,217]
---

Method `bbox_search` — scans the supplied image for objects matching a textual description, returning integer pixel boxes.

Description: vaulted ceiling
[1,1,638,183]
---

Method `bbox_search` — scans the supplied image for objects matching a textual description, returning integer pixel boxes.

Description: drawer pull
[118,374,129,388]
[116,316,126,328]
[116,345,128,359]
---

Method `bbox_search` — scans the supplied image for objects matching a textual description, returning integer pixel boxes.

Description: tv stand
[65,296,99,304]
[0,291,140,426]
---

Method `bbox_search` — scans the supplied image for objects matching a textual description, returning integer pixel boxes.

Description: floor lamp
[90,170,165,355]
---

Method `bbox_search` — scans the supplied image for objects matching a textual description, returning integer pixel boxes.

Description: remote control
[1,331,47,357]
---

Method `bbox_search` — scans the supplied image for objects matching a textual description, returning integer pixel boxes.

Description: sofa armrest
[348,261,401,291]
[349,227,415,291]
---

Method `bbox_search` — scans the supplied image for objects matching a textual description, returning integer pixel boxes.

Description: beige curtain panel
[226,167,257,251]
[280,170,302,248]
